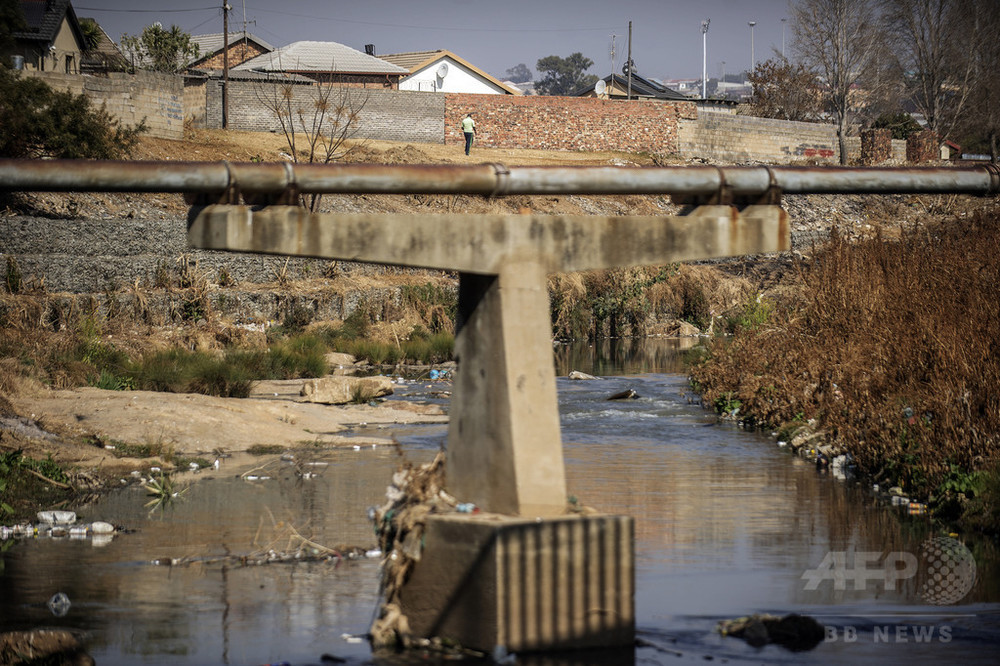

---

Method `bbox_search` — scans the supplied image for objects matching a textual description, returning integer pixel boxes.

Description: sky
[73,0,794,82]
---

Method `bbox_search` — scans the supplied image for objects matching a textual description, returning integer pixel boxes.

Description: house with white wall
[378,50,520,95]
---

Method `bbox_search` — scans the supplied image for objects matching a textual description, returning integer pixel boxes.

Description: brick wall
[444,94,697,153]
[184,79,207,125]
[679,110,841,163]
[23,70,183,140]
[206,81,444,143]
[197,41,269,69]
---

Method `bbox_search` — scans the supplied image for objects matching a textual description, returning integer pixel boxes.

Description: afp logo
[801,537,976,605]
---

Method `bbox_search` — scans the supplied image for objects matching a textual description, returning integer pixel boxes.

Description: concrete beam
[187,205,790,274]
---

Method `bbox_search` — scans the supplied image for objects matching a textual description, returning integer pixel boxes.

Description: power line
[250,8,617,33]
[75,6,216,14]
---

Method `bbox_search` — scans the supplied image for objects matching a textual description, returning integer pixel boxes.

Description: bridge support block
[447,261,567,517]
[398,512,635,653]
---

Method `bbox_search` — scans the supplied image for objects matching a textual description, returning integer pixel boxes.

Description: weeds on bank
[0,450,70,517]
[690,209,1000,533]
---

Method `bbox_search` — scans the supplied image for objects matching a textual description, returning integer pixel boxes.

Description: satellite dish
[595,79,607,95]
[436,63,449,78]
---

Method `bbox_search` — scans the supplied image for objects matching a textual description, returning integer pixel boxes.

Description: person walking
[462,113,476,155]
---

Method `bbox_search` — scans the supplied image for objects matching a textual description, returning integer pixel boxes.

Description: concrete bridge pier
[186,201,789,655]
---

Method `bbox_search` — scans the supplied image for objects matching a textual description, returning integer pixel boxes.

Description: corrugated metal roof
[191,32,274,57]
[234,41,408,75]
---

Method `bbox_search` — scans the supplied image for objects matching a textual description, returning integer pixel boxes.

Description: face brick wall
[445,93,697,153]
[196,41,270,70]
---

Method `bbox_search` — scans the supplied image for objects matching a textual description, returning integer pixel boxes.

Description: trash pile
[717,613,825,651]
[368,451,460,651]
[0,511,116,545]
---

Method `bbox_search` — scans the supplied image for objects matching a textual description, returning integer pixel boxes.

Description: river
[1,338,997,664]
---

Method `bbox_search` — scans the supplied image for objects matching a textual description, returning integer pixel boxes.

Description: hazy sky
[74,0,793,81]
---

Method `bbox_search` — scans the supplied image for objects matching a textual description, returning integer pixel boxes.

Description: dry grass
[691,205,1000,524]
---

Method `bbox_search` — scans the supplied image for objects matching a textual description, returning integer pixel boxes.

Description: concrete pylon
[447,261,567,516]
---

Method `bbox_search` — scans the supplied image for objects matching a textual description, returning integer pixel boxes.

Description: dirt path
[7,379,446,472]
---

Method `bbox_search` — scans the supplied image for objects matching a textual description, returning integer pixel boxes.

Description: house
[7,0,87,73]
[377,49,520,95]
[575,73,689,101]
[941,140,961,161]
[78,18,127,74]
[233,41,408,87]
[663,78,701,96]
[188,31,274,71]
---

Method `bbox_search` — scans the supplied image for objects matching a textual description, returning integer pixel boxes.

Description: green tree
[504,63,532,83]
[78,18,103,52]
[535,53,598,96]
[0,67,146,158]
[872,112,922,140]
[121,23,198,74]
[0,0,27,59]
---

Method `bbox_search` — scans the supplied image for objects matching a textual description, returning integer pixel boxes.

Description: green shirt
[462,116,475,133]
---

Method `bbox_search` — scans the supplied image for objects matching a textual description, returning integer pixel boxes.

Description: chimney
[365,44,375,56]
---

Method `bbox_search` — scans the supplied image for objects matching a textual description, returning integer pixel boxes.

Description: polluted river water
[1,338,998,664]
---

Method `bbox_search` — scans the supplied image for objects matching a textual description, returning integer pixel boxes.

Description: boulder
[325,352,358,376]
[300,376,394,405]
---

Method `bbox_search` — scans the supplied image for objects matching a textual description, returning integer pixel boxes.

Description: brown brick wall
[860,128,893,165]
[197,41,269,69]
[445,94,697,153]
[907,130,939,163]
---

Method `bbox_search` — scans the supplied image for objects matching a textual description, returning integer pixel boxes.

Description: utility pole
[781,17,787,59]
[701,19,710,99]
[222,1,230,129]
[627,20,632,101]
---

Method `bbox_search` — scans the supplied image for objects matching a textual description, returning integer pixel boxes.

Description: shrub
[0,67,146,159]
[690,211,1000,513]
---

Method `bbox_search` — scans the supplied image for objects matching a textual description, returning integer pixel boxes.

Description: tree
[255,72,367,212]
[535,53,598,96]
[504,63,532,83]
[955,1,1000,161]
[121,23,198,74]
[78,18,103,53]
[791,0,882,164]
[0,67,146,158]
[0,0,27,58]
[747,59,824,121]
[872,112,922,140]
[879,0,988,141]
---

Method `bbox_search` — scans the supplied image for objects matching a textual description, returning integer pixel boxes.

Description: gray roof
[189,68,315,84]
[234,41,408,75]
[14,0,82,44]
[190,31,274,57]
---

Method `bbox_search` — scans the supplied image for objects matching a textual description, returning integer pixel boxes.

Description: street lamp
[701,18,710,99]
[781,17,787,59]
[748,20,757,75]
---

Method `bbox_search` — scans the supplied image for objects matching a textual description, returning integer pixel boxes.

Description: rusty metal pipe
[0,159,997,197]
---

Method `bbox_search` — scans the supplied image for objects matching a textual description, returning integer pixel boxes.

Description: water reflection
[0,338,997,664]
